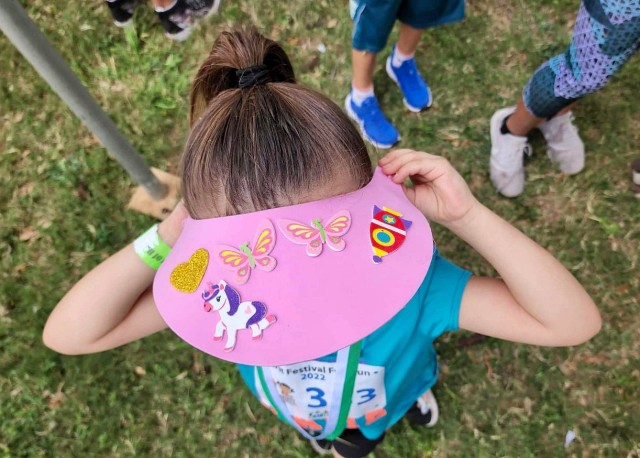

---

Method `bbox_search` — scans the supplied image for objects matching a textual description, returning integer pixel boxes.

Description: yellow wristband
[133,224,172,270]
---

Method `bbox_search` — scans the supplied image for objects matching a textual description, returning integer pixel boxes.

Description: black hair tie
[236,64,270,88]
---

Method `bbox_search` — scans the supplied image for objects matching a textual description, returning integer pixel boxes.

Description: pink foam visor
[153,168,434,366]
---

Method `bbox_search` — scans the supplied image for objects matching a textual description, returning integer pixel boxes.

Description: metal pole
[0,0,167,200]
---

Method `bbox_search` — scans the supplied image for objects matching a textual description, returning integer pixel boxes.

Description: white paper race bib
[255,360,388,433]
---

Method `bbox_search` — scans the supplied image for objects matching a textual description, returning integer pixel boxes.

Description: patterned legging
[524,0,640,119]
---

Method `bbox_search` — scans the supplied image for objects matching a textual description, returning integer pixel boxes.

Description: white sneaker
[405,388,439,427]
[538,111,585,175]
[490,107,532,198]
[417,389,439,427]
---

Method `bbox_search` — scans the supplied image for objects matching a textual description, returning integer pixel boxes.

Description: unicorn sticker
[202,280,277,352]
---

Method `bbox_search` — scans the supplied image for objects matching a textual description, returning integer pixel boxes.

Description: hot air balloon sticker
[370,206,412,264]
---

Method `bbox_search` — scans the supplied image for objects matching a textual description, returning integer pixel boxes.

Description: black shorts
[318,429,386,458]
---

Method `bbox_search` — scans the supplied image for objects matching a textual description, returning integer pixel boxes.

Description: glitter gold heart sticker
[170,249,209,293]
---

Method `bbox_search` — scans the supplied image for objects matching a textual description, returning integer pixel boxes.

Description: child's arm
[379,150,601,346]
[42,203,188,355]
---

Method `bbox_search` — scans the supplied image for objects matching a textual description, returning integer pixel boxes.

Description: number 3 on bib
[306,387,328,408]
[346,366,388,428]
[355,388,376,405]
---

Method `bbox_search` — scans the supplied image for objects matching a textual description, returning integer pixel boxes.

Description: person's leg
[387,0,464,111]
[155,0,219,41]
[386,22,432,112]
[506,99,577,137]
[490,98,577,196]
[504,98,581,175]
[352,20,425,92]
[351,23,422,91]
[396,22,422,55]
[522,0,639,175]
[346,0,402,148]
[504,97,545,137]
[347,48,399,148]
[490,0,640,196]
[154,0,192,41]
[525,0,640,121]
[152,0,174,8]
[104,0,139,27]
[351,50,376,93]
[489,105,532,198]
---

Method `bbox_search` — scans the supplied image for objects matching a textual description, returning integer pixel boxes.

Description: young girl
[43,30,601,458]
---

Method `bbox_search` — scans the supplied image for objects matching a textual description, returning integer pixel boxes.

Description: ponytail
[189,29,296,124]
[182,29,371,219]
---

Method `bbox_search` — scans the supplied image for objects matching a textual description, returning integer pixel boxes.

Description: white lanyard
[256,341,362,440]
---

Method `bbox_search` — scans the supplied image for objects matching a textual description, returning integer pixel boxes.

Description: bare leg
[349,47,399,147]
[505,97,544,137]
[351,50,376,90]
[152,0,175,9]
[556,104,575,116]
[506,97,578,137]
[397,22,423,55]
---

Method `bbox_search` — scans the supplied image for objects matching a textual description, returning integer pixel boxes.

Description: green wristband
[133,224,172,270]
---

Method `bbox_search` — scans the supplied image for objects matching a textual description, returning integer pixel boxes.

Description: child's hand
[379,149,478,227]
[158,200,189,246]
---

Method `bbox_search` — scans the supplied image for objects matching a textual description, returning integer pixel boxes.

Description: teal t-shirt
[237,250,471,439]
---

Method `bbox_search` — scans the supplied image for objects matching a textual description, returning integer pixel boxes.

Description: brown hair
[181,29,372,219]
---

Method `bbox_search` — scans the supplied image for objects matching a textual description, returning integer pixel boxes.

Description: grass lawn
[1,0,639,456]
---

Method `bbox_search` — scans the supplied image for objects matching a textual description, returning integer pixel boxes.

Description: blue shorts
[351,0,465,53]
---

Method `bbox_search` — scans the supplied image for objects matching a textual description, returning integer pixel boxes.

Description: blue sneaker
[386,47,433,112]
[345,94,399,149]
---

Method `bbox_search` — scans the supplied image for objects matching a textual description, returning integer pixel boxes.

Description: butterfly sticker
[277,210,351,257]
[214,219,277,284]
